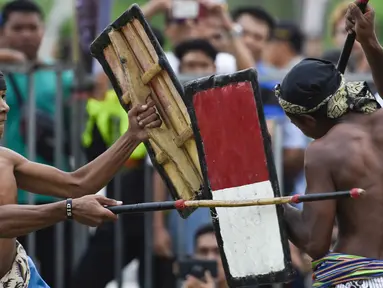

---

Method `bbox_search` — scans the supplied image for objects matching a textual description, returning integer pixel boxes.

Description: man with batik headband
[274,1,383,287]
[275,58,379,126]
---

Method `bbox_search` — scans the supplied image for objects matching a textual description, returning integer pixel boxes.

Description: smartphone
[177,259,218,280]
[171,0,200,20]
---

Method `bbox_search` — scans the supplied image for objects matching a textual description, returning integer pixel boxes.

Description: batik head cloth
[274,58,380,119]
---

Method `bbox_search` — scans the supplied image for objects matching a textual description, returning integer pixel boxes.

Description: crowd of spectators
[0,0,376,287]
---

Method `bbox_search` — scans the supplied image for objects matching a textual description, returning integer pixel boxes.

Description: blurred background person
[174,38,217,75]
[181,224,227,288]
[167,38,217,259]
[230,6,278,105]
[0,1,74,286]
[287,242,312,288]
[142,0,254,75]
[196,0,255,72]
[231,6,275,66]
[264,21,304,71]
[281,116,311,209]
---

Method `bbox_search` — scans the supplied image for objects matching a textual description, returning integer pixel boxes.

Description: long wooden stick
[108,188,365,214]
[337,0,369,73]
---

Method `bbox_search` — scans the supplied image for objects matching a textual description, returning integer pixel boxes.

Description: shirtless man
[0,72,161,287]
[275,2,383,287]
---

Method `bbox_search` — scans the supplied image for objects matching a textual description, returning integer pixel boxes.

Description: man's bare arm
[0,201,66,238]
[12,131,139,199]
[11,104,161,199]
[0,195,121,238]
[141,0,170,20]
[204,1,255,70]
[283,142,337,259]
[226,26,255,70]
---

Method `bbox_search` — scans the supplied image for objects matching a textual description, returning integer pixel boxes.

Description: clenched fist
[72,195,122,227]
[345,1,376,44]
[128,101,162,141]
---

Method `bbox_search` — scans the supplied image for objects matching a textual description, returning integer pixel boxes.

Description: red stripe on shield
[193,82,269,191]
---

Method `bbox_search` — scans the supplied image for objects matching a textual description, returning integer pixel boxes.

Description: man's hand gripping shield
[90,4,203,218]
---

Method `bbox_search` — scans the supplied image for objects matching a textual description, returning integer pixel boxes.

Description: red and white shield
[183,69,295,287]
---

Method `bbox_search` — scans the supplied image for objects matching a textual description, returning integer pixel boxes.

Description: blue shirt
[28,257,50,288]
[257,61,279,91]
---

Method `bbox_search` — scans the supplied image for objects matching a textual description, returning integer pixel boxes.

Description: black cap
[271,21,304,54]
[279,58,341,110]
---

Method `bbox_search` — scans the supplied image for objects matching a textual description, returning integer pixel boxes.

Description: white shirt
[165,51,237,75]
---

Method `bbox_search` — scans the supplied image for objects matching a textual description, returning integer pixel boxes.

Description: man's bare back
[274,2,383,285]
[316,110,383,259]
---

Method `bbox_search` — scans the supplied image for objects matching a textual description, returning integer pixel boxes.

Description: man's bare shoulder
[370,108,383,124]
[373,108,383,117]
[0,147,26,165]
[305,139,336,168]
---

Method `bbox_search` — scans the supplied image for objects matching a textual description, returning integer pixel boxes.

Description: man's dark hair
[194,224,215,247]
[231,6,275,33]
[174,39,218,62]
[272,21,304,54]
[1,0,44,26]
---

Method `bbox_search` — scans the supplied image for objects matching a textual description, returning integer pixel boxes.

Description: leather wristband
[66,198,73,219]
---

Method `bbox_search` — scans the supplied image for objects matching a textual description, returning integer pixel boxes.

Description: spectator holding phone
[182,224,227,288]
[148,39,217,264]
[141,0,254,75]
[196,0,255,72]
